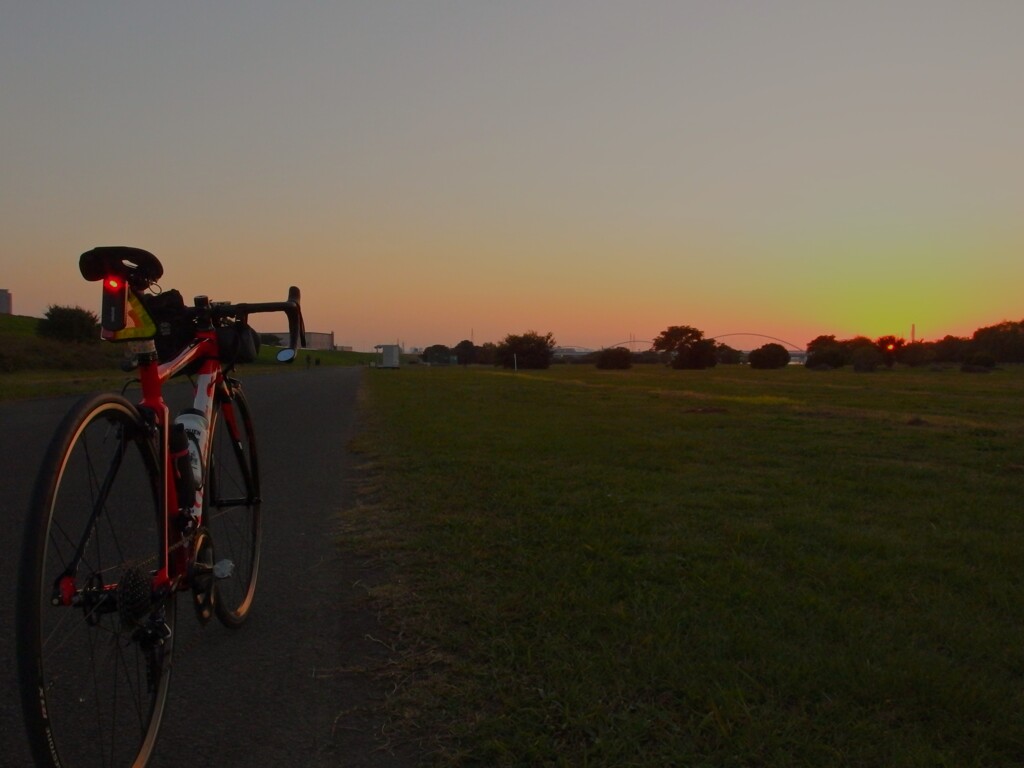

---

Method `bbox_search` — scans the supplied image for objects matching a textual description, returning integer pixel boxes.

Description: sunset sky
[2,2,1021,352]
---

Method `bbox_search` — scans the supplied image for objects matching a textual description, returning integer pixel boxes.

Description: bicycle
[17,246,306,768]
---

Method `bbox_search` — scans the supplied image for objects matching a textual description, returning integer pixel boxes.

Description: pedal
[213,559,235,579]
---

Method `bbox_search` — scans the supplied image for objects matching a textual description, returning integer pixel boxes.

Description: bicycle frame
[136,329,235,596]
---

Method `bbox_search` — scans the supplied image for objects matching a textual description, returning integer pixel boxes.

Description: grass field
[355,363,1024,767]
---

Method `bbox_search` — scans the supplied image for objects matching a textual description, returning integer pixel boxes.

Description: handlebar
[78,248,308,364]
[203,287,307,364]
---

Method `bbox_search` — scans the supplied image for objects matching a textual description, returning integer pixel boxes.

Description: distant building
[0,289,11,315]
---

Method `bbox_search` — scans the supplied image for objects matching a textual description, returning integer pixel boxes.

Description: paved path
[0,367,416,767]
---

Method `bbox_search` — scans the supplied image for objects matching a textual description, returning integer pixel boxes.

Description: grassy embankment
[0,313,374,401]
[354,363,1024,767]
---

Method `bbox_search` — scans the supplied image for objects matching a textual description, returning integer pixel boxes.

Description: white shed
[375,344,401,369]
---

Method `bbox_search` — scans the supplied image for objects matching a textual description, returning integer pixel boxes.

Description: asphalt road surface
[0,366,416,767]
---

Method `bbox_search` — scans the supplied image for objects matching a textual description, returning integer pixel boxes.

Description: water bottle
[169,422,196,509]
[174,409,208,489]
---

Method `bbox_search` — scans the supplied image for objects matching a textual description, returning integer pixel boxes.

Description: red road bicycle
[17,247,305,768]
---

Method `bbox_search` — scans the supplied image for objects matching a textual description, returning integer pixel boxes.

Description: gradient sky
[2,1,1021,351]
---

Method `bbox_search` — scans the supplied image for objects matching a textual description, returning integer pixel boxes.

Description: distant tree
[453,339,477,365]
[875,335,906,368]
[595,346,632,370]
[932,334,970,363]
[972,320,1024,363]
[808,336,880,369]
[806,335,839,356]
[652,325,717,369]
[846,336,876,350]
[653,325,704,361]
[715,343,744,365]
[495,331,556,369]
[748,343,790,369]
[899,342,936,368]
[37,305,100,343]
[805,334,855,369]
[422,344,453,365]
[672,338,718,369]
[477,342,497,365]
[805,333,910,370]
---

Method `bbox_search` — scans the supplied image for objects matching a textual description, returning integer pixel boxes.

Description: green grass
[355,364,1024,767]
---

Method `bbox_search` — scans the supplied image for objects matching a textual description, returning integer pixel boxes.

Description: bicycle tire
[206,383,261,628]
[17,393,175,768]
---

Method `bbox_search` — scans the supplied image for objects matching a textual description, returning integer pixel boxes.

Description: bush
[496,331,556,370]
[805,346,846,369]
[422,344,453,365]
[972,321,1024,363]
[671,339,718,370]
[962,353,996,372]
[851,346,884,373]
[595,347,632,370]
[37,305,100,344]
[899,343,937,368]
[454,340,477,365]
[748,343,790,369]
[716,344,744,365]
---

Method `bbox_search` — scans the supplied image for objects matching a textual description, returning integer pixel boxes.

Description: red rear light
[101,275,128,331]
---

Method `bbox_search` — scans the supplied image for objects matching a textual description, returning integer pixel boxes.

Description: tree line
[806,320,1024,370]
[422,319,1024,372]
[422,332,556,369]
[32,303,1024,373]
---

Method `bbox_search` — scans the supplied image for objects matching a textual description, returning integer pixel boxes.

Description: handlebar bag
[216,322,261,366]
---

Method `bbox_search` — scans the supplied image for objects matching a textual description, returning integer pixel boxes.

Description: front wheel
[17,393,175,768]
[206,382,261,628]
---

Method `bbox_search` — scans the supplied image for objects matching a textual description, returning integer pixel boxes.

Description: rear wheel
[17,393,175,768]
[206,383,261,628]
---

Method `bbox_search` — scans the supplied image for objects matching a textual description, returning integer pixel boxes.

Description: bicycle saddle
[80,246,164,285]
